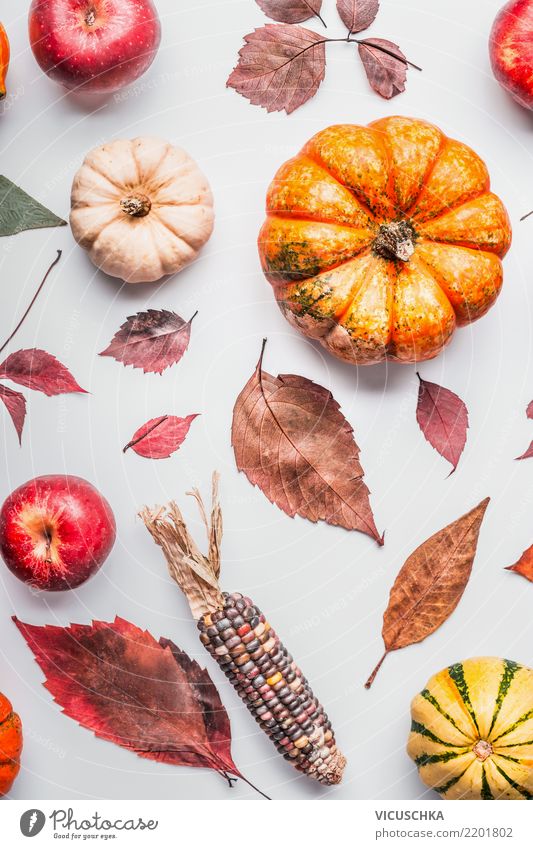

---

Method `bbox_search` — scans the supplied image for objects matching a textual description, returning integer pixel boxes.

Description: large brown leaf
[226,24,326,114]
[256,0,324,24]
[365,498,489,688]
[14,616,241,782]
[505,545,533,583]
[232,341,382,543]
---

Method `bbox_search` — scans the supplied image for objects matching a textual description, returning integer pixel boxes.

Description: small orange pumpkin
[0,691,22,796]
[0,24,9,100]
[259,117,512,365]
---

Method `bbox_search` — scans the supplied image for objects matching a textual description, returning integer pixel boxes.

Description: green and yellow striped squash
[408,657,533,799]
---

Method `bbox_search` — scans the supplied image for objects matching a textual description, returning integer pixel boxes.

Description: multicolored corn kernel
[197,592,346,786]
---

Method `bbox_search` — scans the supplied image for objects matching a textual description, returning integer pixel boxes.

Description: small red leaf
[100,309,196,375]
[0,349,87,396]
[358,38,408,99]
[337,0,379,33]
[14,616,241,780]
[256,0,324,24]
[0,384,26,443]
[527,401,533,419]
[124,414,199,459]
[227,24,326,114]
[416,375,469,474]
[505,545,533,582]
[516,441,533,461]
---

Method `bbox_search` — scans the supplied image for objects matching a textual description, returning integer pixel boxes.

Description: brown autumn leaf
[337,0,379,33]
[0,384,26,443]
[416,374,469,474]
[226,24,326,114]
[232,341,382,543]
[358,38,407,98]
[365,498,490,688]
[14,616,245,785]
[256,0,324,24]
[505,545,533,583]
[99,309,197,375]
[123,414,199,459]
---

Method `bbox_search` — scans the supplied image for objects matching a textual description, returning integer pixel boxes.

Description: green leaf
[0,176,66,236]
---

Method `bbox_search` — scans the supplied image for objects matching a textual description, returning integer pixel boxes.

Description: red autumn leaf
[505,545,533,582]
[0,384,26,443]
[14,616,242,782]
[232,341,382,543]
[516,441,533,460]
[358,38,408,98]
[337,0,379,33]
[99,309,196,375]
[0,349,87,396]
[527,401,533,419]
[123,414,199,459]
[256,0,324,24]
[227,24,326,114]
[416,375,469,474]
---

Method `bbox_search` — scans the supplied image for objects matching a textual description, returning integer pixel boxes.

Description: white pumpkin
[70,137,214,284]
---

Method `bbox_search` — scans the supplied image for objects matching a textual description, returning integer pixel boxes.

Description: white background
[0,0,532,802]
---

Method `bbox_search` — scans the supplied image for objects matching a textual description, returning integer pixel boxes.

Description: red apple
[28,0,161,94]
[490,0,533,109]
[0,475,116,591]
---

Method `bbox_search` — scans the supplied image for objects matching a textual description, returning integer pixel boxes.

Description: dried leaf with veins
[505,545,533,583]
[226,25,326,114]
[123,414,199,459]
[0,349,87,396]
[416,374,468,474]
[99,309,197,375]
[232,341,382,543]
[516,441,533,461]
[358,38,408,98]
[0,385,26,443]
[365,498,490,688]
[256,0,325,25]
[13,615,261,792]
[337,0,379,33]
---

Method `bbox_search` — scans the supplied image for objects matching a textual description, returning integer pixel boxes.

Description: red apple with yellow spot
[0,476,116,591]
[490,0,533,109]
[28,0,161,94]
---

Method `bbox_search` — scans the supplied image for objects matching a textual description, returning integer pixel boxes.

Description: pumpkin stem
[373,221,415,263]
[473,740,493,762]
[120,194,152,218]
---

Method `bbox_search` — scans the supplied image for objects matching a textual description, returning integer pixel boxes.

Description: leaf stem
[123,415,169,453]
[232,772,271,800]
[364,651,388,689]
[521,210,533,221]
[352,38,422,71]
[0,250,62,356]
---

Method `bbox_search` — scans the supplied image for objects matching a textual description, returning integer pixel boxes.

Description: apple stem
[0,250,62,356]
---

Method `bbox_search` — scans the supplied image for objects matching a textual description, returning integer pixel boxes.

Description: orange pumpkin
[258,117,512,365]
[0,692,22,796]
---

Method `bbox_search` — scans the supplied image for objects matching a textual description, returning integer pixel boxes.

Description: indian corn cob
[140,473,346,787]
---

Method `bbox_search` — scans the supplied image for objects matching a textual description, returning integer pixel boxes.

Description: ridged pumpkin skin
[259,117,512,365]
[0,23,9,100]
[408,657,533,800]
[0,692,22,796]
